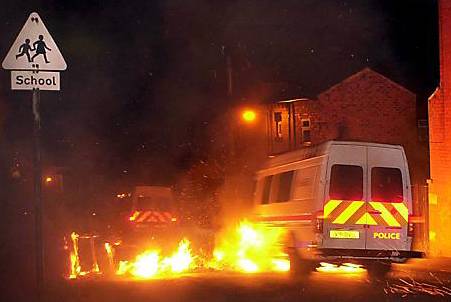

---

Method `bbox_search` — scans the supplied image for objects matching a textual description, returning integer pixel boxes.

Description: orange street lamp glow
[242,110,256,123]
[45,176,53,183]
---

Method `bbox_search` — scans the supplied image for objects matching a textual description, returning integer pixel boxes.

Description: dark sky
[0,0,439,188]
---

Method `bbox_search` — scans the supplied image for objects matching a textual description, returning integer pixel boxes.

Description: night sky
[0,0,439,189]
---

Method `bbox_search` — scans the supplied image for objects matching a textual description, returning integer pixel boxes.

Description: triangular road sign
[2,12,67,71]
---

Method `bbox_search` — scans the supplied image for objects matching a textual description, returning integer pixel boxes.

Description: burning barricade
[67,220,290,279]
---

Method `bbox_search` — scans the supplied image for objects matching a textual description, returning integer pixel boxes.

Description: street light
[241,109,256,123]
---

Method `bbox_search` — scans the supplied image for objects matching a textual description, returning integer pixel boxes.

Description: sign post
[32,87,43,293]
[2,12,67,297]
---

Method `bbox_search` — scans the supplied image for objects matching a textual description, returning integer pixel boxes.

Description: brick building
[428,0,451,256]
[268,67,427,184]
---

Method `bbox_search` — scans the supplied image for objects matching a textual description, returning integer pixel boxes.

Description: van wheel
[366,261,392,280]
[287,248,315,278]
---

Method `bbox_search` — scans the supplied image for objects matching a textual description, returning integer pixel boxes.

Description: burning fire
[116,238,195,279]
[68,220,290,279]
[69,232,81,279]
[68,232,101,278]
[316,262,366,274]
[209,220,290,273]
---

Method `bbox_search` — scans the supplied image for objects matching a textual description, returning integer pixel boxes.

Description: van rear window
[329,164,363,200]
[371,167,403,202]
[137,196,170,210]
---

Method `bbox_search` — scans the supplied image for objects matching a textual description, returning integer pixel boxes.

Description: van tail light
[408,223,414,237]
[315,212,324,233]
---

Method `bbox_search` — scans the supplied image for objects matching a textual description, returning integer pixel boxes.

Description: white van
[253,141,423,275]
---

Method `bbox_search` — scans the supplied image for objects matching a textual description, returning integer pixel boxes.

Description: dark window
[261,175,273,204]
[329,165,363,200]
[137,196,170,210]
[274,112,283,139]
[302,129,311,144]
[301,119,311,145]
[276,171,294,202]
[371,167,403,202]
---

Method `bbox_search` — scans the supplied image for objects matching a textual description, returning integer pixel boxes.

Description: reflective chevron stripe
[128,210,175,223]
[323,200,409,227]
[355,212,377,225]
[332,201,364,224]
[369,202,400,227]
[323,199,342,218]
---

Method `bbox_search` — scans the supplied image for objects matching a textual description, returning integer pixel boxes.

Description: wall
[268,68,424,183]
[428,0,451,256]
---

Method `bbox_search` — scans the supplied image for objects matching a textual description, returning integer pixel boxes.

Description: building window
[274,112,283,140]
[301,118,311,146]
[417,119,428,142]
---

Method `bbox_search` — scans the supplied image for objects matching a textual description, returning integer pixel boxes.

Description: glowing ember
[316,262,366,274]
[385,278,451,297]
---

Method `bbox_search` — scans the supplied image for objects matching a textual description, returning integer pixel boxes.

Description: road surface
[37,259,451,302]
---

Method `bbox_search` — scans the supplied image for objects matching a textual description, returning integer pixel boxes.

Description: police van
[253,141,423,275]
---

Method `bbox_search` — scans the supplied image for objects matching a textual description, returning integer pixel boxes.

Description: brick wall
[268,68,425,182]
[317,68,416,146]
[428,0,451,256]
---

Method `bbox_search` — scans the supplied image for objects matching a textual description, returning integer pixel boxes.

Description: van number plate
[330,230,360,239]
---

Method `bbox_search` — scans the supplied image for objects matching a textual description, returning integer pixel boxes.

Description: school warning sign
[2,12,66,71]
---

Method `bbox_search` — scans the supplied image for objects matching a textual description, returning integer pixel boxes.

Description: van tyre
[288,248,315,278]
[367,261,391,280]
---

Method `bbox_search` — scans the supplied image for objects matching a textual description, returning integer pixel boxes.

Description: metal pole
[32,88,43,296]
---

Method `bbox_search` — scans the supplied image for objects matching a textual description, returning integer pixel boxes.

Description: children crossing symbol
[2,12,66,71]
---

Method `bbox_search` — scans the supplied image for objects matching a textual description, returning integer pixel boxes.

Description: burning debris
[385,277,451,297]
[316,262,366,274]
[116,238,195,278]
[68,220,290,279]
[68,232,101,279]
[208,220,290,273]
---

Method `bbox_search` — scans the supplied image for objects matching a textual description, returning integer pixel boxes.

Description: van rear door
[323,145,367,250]
[365,147,410,251]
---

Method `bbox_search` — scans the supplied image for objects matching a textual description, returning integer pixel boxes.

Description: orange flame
[68,220,290,279]
[209,220,290,273]
[69,232,81,279]
[116,238,195,279]
[316,262,366,274]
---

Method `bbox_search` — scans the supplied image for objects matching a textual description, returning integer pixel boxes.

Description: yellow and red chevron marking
[323,200,408,227]
[128,210,174,223]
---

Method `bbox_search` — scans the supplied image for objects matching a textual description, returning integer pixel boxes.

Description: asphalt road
[39,260,451,302]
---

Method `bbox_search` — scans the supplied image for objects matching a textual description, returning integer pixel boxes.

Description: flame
[67,232,102,279]
[163,239,194,273]
[131,251,161,278]
[316,262,366,274]
[117,238,195,279]
[69,232,81,279]
[68,220,290,279]
[209,220,289,273]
